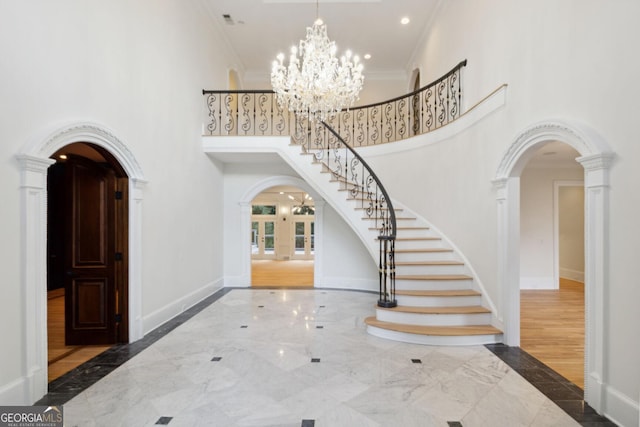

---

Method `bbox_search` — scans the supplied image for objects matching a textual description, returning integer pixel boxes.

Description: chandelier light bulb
[271,18,364,122]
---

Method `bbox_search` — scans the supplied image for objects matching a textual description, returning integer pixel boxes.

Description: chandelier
[270,15,364,122]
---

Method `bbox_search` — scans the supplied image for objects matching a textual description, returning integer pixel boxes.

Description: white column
[577,153,614,411]
[129,178,147,341]
[494,177,520,346]
[16,154,55,403]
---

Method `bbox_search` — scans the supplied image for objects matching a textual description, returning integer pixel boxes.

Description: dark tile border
[36,287,235,406]
[485,344,617,426]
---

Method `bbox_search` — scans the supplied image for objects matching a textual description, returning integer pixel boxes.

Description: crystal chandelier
[271,15,364,122]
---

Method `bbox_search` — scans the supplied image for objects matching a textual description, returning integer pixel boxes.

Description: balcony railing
[202,59,466,145]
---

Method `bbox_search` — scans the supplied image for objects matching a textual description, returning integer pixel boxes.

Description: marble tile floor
[37,288,615,426]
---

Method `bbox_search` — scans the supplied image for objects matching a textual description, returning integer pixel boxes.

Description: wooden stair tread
[355,207,403,212]
[396,274,473,281]
[395,290,481,297]
[377,305,491,314]
[365,317,502,336]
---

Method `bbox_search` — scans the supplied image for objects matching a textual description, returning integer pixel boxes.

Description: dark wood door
[64,157,117,345]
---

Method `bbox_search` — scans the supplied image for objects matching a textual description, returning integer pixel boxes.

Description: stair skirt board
[365,317,503,346]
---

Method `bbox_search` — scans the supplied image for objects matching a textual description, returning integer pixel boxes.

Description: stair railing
[202,60,468,308]
[318,120,397,308]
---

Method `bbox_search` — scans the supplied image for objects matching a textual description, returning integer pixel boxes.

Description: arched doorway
[494,119,614,411]
[238,176,323,288]
[250,185,315,287]
[17,122,146,402]
[517,141,585,387]
[46,142,129,379]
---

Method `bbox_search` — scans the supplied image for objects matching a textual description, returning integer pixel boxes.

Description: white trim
[237,176,323,287]
[553,180,584,289]
[17,122,146,404]
[142,279,223,334]
[520,277,555,290]
[494,118,614,414]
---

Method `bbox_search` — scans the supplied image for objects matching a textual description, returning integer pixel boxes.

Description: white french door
[251,218,276,259]
[291,218,314,260]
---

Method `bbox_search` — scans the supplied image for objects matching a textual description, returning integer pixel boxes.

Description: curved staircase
[370,210,501,345]
[318,155,503,345]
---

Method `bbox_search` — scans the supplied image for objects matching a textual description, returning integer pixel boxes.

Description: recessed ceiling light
[401,17,410,25]
[59,154,67,160]
[364,53,371,60]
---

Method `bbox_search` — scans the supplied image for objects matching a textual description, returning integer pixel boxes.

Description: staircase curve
[202,60,503,345]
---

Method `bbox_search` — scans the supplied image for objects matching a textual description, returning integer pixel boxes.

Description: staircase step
[395,289,480,297]
[365,317,502,345]
[396,274,474,291]
[395,248,452,254]
[375,305,491,326]
[395,290,482,307]
[396,274,472,281]
[363,216,415,221]
[377,305,490,315]
[395,261,462,266]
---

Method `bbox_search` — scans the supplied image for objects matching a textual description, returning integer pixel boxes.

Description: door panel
[292,218,314,259]
[64,158,117,345]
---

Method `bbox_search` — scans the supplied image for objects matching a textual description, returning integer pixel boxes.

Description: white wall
[222,161,377,289]
[559,185,585,282]
[519,167,583,289]
[0,0,234,404]
[405,1,640,424]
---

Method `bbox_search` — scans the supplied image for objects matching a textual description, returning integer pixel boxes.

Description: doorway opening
[250,185,314,287]
[494,119,613,411]
[47,142,129,381]
[518,141,585,388]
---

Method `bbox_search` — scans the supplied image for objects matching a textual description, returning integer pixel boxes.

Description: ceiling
[201,0,441,82]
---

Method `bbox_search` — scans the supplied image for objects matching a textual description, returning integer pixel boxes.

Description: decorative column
[577,152,614,410]
[16,154,55,402]
[493,176,521,346]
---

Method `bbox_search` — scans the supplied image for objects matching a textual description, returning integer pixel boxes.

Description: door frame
[17,122,146,402]
[493,119,614,412]
[239,176,322,287]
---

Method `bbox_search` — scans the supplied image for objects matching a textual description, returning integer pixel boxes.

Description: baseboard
[142,279,223,334]
[559,268,585,283]
[604,384,639,427]
[520,276,556,289]
[223,275,251,288]
[0,366,47,406]
[315,277,377,292]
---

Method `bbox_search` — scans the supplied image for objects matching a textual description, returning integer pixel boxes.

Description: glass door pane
[264,221,275,255]
[295,222,305,255]
[251,221,259,254]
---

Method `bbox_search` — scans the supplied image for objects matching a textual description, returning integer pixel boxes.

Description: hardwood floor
[520,278,584,389]
[251,259,314,287]
[47,290,111,382]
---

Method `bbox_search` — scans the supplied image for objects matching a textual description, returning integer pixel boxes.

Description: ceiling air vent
[222,14,235,25]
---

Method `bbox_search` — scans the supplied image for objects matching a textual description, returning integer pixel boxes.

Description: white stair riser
[366,325,503,346]
[395,264,467,275]
[376,309,491,326]
[396,279,474,291]
[394,228,433,238]
[395,295,482,307]
[394,251,457,262]
[394,239,444,250]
